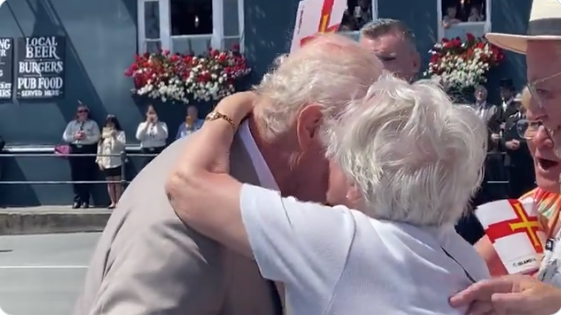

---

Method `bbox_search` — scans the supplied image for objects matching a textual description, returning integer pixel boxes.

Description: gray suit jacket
[74,135,281,315]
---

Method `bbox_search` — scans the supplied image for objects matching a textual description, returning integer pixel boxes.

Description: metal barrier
[0,150,513,187]
[0,151,158,189]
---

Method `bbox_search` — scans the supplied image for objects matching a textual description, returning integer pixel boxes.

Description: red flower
[124,47,251,103]
[424,34,505,89]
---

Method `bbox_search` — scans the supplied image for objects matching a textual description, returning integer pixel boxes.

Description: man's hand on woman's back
[450,274,561,315]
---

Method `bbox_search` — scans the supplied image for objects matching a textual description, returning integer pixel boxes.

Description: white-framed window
[437,0,491,40]
[338,0,378,41]
[137,0,244,55]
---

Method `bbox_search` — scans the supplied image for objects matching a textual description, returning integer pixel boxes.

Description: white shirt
[136,121,168,148]
[238,121,278,190]
[502,98,513,111]
[240,185,490,315]
[96,130,126,169]
[63,120,100,145]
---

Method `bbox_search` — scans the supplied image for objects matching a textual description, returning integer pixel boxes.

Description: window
[337,0,377,41]
[437,0,491,40]
[171,0,213,36]
[138,0,244,55]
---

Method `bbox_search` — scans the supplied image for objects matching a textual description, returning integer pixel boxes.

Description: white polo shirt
[239,184,491,315]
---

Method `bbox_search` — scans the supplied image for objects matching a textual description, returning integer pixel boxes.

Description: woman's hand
[165,91,257,231]
[170,91,258,179]
[214,91,258,126]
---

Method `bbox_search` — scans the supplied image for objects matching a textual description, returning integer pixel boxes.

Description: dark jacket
[500,101,520,123]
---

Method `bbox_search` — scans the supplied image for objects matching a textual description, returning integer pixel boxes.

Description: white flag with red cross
[290,0,347,53]
[476,199,546,275]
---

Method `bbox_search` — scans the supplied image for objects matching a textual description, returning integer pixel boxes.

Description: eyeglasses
[77,110,88,113]
[526,70,561,141]
[516,119,553,140]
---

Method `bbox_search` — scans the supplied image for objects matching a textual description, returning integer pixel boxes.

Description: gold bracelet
[205,111,237,131]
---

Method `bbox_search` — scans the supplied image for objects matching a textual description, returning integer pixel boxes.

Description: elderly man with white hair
[74,34,382,315]
[165,74,491,314]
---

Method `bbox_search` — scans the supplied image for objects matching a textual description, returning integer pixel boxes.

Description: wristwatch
[205,111,237,131]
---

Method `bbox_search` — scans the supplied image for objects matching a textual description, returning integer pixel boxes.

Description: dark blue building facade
[0,0,532,206]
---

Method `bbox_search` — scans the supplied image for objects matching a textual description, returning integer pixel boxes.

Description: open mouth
[538,158,560,170]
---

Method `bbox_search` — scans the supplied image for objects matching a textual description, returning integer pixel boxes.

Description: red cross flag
[289,0,347,53]
[476,199,546,275]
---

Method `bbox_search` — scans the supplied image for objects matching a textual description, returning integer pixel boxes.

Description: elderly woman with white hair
[165,75,491,314]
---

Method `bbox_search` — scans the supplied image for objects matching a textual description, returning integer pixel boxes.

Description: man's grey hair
[253,34,383,140]
[360,19,417,51]
[327,75,487,228]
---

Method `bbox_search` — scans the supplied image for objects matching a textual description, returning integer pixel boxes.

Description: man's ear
[296,104,323,149]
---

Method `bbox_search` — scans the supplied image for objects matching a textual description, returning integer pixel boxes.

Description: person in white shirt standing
[62,102,100,208]
[96,115,126,209]
[136,105,168,168]
[166,75,491,315]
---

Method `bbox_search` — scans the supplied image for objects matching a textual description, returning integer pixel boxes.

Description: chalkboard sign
[0,38,14,99]
[16,36,65,99]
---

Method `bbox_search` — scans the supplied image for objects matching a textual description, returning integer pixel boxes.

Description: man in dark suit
[499,78,519,123]
[502,107,536,198]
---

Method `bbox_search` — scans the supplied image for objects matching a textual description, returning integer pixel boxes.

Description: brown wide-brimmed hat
[485,0,561,54]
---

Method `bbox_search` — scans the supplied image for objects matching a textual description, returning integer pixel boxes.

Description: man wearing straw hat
[450,1,561,314]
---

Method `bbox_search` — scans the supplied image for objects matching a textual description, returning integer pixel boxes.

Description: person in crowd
[451,1,561,310]
[452,85,500,245]
[96,115,126,209]
[74,34,384,315]
[473,85,507,206]
[358,19,421,82]
[136,105,168,167]
[467,6,484,22]
[452,88,496,245]
[474,85,501,131]
[357,19,484,245]
[502,88,536,198]
[355,0,372,28]
[476,87,560,276]
[62,102,100,208]
[339,10,359,32]
[499,78,520,123]
[166,75,491,314]
[442,4,462,29]
[175,105,204,140]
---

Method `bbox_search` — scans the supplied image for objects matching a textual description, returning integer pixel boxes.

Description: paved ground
[0,233,100,315]
[0,207,110,235]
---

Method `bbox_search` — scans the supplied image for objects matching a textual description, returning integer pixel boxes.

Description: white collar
[238,121,278,190]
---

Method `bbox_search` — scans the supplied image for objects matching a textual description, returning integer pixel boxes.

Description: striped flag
[289,0,347,53]
[476,199,546,275]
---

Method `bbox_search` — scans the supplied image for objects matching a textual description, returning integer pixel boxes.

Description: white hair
[328,75,488,228]
[254,34,383,140]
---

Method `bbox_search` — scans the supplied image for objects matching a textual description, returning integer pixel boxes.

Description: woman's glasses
[516,119,553,140]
